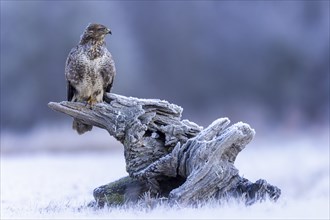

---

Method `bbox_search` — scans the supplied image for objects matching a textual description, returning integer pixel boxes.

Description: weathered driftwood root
[48,93,281,206]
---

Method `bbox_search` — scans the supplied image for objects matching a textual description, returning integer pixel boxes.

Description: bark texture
[48,93,281,206]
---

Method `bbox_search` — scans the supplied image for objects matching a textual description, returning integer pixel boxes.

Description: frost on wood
[48,93,281,206]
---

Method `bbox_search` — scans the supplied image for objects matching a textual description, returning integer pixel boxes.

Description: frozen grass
[1,130,329,219]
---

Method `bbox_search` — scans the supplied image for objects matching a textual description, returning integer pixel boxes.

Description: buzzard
[65,23,116,134]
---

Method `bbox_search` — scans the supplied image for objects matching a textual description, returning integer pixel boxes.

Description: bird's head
[80,23,111,44]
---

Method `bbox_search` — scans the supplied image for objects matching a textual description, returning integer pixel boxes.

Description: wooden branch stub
[48,93,202,175]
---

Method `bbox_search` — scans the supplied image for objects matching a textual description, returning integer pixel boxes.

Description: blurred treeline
[1,1,329,133]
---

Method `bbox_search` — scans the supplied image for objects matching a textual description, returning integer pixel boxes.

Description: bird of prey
[65,23,116,134]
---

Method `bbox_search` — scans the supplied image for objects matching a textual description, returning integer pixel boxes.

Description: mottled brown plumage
[65,23,116,134]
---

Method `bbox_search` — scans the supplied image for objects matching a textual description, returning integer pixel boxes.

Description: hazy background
[1,1,329,218]
[1,1,329,152]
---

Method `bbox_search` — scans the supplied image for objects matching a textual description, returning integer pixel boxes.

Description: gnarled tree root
[48,93,281,207]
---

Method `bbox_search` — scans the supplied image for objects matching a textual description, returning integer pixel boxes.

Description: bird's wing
[65,47,81,101]
[105,79,114,93]
[103,52,116,94]
[67,81,75,101]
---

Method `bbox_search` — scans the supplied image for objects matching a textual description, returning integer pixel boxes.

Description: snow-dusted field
[1,130,329,219]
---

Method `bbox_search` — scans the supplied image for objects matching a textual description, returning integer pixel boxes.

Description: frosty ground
[1,128,329,219]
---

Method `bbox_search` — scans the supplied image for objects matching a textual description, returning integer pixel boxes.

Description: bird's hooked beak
[106,28,112,35]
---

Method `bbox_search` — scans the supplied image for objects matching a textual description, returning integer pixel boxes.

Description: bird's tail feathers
[72,119,93,135]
